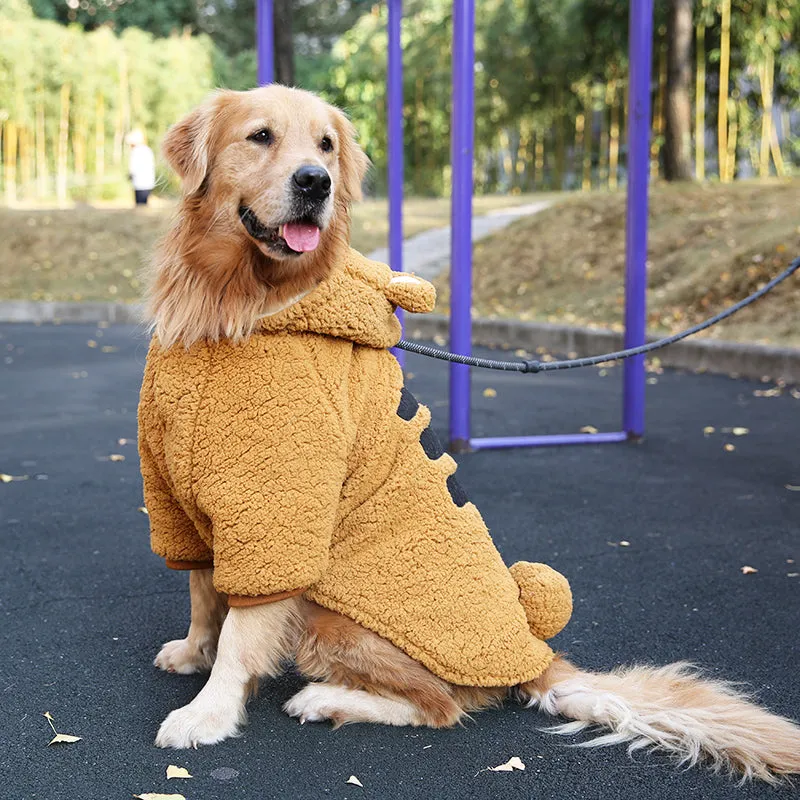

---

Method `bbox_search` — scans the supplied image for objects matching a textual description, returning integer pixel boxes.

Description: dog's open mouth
[239,205,321,255]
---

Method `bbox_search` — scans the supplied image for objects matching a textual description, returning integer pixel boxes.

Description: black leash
[396,256,800,374]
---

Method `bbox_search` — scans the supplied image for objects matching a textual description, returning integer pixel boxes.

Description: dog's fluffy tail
[520,656,800,784]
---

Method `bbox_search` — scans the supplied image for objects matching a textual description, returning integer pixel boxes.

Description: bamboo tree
[718,0,731,182]
[19,127,32,198]
[35,92,47,198]
[695,21,706,179]
[554,84,566,191]
[725,99,737,182]
[574,111,585,190]
[3,121,18,205]
[95,92,105,184]
[535,128,545,189]
[582,90,592,191]
[56,83,71,205]
[609,80,620,190]
[598,83,611,187]
[113,52,129,165]
[73,114,88,185]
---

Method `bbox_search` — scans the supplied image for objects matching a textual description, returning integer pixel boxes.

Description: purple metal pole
[256,0,274,86]
[448,0,476,453]
[622,0,653,438]
[388,0,405,365]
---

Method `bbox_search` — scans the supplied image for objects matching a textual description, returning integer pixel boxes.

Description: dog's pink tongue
[283,222,320,252]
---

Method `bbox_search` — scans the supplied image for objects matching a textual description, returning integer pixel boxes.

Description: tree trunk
[664,0,693,181]
[694,22,706,179]
[651,45,667,179]
[718,0,731,181]
[273,0,295,85]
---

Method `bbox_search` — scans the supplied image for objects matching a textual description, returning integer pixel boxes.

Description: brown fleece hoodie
[138,248,572,687]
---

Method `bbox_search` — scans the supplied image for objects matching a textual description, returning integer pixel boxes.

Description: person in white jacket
[127,129,156,206]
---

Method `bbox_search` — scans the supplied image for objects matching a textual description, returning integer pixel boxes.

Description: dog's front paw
[155,700,245,749]
[154,638,215,674]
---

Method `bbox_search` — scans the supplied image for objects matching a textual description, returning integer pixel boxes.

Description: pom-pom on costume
[138,249,572,687]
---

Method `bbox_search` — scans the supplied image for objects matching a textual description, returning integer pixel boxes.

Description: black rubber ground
[1,323,798,800]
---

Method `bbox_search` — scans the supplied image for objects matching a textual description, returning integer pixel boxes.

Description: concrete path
[366,200,551,280]
[2,321,798,800]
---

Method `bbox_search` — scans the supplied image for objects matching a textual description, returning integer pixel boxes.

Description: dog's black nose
[292,165,331,200]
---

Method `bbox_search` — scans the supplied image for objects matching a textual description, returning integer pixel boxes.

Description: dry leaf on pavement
[346,776,364,787]
[166,766,192,780]
[134,795,186,800]
[482,388,497,398]
[703,426,715,435]
[44,712,81,746]
[740,566,758,575]
[489,756,526,772]
[724,444,735,452]
[1,473,29,483]
[108,454,125,462]
[785,485,800,492]
[732,427,749,436]
[49,733,82,745]
[580,425,598,434]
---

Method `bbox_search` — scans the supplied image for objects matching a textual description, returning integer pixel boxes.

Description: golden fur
[147,87,800,782]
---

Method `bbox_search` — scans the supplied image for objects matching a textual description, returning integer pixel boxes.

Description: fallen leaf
[49,733,82,745]
[647,377,658,385]
[490,756,526,772]
[703,426,715,435]
[346,776,363,787]
[118,438,130,446]
[138,506,149,514]
[788,559,796,564]
[482,388,497,398]
[724,444,735,452]
[514,349,529,358]
[108,454,125,462]
[166,765,192,780]
[134,795,186,800]
[101,346,119,353]
[732,427,749,436]
[87,339,98,348]
[785,485,800,492]
[740,566,758,575]
[1,473,29,483]
[580,425,598,434]
[619,540,631,547]
[788,573,799,578]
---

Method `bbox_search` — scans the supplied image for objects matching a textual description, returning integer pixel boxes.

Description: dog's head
[162,85,369,261]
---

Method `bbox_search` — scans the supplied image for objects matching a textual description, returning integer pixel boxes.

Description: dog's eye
[248,128,273,145]
[320,136,334,153]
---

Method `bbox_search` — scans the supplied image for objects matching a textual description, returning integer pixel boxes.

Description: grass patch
[0,193,547,304]
[434,179,800,347]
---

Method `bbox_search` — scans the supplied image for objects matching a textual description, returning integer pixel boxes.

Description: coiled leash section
[396,256,800,374]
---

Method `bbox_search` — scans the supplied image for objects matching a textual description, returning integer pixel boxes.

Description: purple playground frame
[256,0,654,451]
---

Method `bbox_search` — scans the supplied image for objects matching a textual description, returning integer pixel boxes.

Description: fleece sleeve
[191,338,349,603]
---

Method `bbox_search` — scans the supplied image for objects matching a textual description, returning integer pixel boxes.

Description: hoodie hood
[257,248,436,348]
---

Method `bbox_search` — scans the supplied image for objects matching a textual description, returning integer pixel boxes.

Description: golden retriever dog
[143,85,800,782]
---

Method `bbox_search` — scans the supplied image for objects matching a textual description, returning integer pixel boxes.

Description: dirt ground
[434,179,800,347]
[0,194,545,304]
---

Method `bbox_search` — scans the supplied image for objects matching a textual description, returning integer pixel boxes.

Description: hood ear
[333,110,370,205]
[162,92,226,195]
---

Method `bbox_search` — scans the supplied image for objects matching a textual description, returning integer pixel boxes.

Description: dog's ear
[333,110,370,205]
[162,93,224,195]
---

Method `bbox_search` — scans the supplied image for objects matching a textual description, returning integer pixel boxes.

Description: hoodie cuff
[165,559,214,570]
[227,587,307,607]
